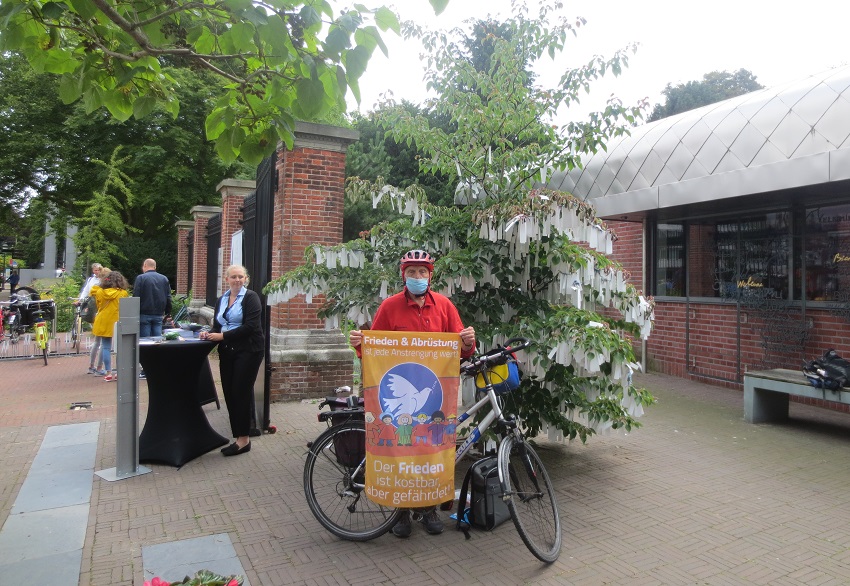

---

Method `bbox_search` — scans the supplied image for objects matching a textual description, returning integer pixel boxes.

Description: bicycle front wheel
[36,326,48,365]
[303,420,401,541]
[498,434,562,563]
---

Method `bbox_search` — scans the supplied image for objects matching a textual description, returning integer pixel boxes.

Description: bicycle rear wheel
[303,420,401,541]
[498,434,562,563]
[71,314,82,353]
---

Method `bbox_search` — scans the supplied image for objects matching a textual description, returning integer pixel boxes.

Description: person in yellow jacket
[91,270,129,382]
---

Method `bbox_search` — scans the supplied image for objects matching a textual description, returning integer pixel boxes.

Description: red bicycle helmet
[400,249,435,274]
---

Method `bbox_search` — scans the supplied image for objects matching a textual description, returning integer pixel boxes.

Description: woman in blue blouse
[200,264,264,456]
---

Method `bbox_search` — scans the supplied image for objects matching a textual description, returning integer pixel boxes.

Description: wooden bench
[744,368,850,423]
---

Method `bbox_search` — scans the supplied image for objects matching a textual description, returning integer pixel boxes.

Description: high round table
[139,339,228,467]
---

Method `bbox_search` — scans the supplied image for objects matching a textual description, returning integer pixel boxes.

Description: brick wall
[189,206,221,303]
[175,221,194,295]
[217,179,255,294]
[271,147,347,331]
[268,359,354,402]
[607,220,644,287]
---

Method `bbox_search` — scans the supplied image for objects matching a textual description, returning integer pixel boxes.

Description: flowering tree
[265,2,655,442]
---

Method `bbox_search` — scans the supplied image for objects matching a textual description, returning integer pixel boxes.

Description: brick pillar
[189,205,221,308]
[174,220,194,295]
[217,179,256,294]
[268,122,360,401]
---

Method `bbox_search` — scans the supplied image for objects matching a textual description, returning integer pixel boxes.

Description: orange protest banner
[360,331,460,508]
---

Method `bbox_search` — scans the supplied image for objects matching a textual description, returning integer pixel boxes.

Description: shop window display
[796,203,850,302]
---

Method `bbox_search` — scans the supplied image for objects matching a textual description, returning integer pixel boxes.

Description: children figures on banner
[365,410,456,448]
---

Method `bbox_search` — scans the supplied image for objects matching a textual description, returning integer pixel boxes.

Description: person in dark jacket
[200,264,264,456]
[133,258,172,338]
[8,270,19,294]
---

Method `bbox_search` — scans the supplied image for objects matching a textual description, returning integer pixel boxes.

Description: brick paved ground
[2,333,850,585]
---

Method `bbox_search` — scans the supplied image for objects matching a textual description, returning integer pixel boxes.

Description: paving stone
[5,351,850,584]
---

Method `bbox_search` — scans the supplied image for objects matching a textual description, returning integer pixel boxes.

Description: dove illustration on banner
[379,363,443,423]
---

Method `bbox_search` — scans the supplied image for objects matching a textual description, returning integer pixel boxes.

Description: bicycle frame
[453,379,506,463]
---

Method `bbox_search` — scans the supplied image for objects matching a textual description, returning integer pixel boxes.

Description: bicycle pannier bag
[470,456,511,530]
[326,396,365,467]
[80,295,97,323]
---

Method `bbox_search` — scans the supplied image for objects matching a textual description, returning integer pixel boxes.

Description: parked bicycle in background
[166,294,211,328]
[0,289,56,363]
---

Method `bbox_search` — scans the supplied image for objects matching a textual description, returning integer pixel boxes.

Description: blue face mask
[406,277,429,295]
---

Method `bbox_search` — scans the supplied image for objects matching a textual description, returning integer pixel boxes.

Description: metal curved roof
[548,65,850,219]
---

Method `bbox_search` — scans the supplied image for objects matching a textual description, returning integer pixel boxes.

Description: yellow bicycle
[33,309,49,366]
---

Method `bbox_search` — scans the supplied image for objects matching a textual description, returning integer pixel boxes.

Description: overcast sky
[350,0,850,125]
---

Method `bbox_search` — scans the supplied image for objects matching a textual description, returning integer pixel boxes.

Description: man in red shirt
[349,249,476,538]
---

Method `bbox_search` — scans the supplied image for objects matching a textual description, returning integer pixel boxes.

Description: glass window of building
[655,223,684,296]
[654,213,790,300]
[797,204,850,301]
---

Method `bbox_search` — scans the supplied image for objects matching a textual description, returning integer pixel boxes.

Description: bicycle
[69,297,84,353]
[2,290,36,344]
[302,337,562,562]
[167,295,211,328]
[33,308,49,365]
[0,301,11,343]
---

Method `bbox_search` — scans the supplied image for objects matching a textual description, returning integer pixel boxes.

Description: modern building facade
[550,65,850,395]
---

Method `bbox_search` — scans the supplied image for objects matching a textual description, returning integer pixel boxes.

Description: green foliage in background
[0,0,449,164]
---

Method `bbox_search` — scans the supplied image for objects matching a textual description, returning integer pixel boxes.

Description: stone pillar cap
[190,205,222,219]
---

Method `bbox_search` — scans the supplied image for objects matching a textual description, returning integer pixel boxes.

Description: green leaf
[41,2,68,19]
[163,96,179,118]
[429,0,450,15]
[132,95,157,119]
[205,107,227,140]
[344,45,370,81]
[215,131,238,163]
[193,27,216,55]
[239,135,272,165]
[41,48,77,74]
[103,90,134,121]
[58,73,82,103]
[66,0,98,20]
[229,125,246,149]
[242,6,269,26]
[294,77,327,119]
[324,26,351,56]
[374,7,400,34]
[259,13,292,54]
[81,85,103,113]
[227,22,255,52]
[299,5,322,29]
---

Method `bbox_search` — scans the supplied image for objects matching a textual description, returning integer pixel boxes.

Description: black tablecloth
[139,340,228,467]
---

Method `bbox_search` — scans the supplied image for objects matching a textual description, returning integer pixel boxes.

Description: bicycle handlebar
[460,337,531,376]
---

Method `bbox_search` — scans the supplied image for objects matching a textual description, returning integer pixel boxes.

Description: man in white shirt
[78,263,103,301]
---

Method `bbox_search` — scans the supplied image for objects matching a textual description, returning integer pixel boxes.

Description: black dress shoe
[221,442,251,457]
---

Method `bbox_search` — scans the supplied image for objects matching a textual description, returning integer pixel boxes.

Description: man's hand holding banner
[360,331,460,508]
